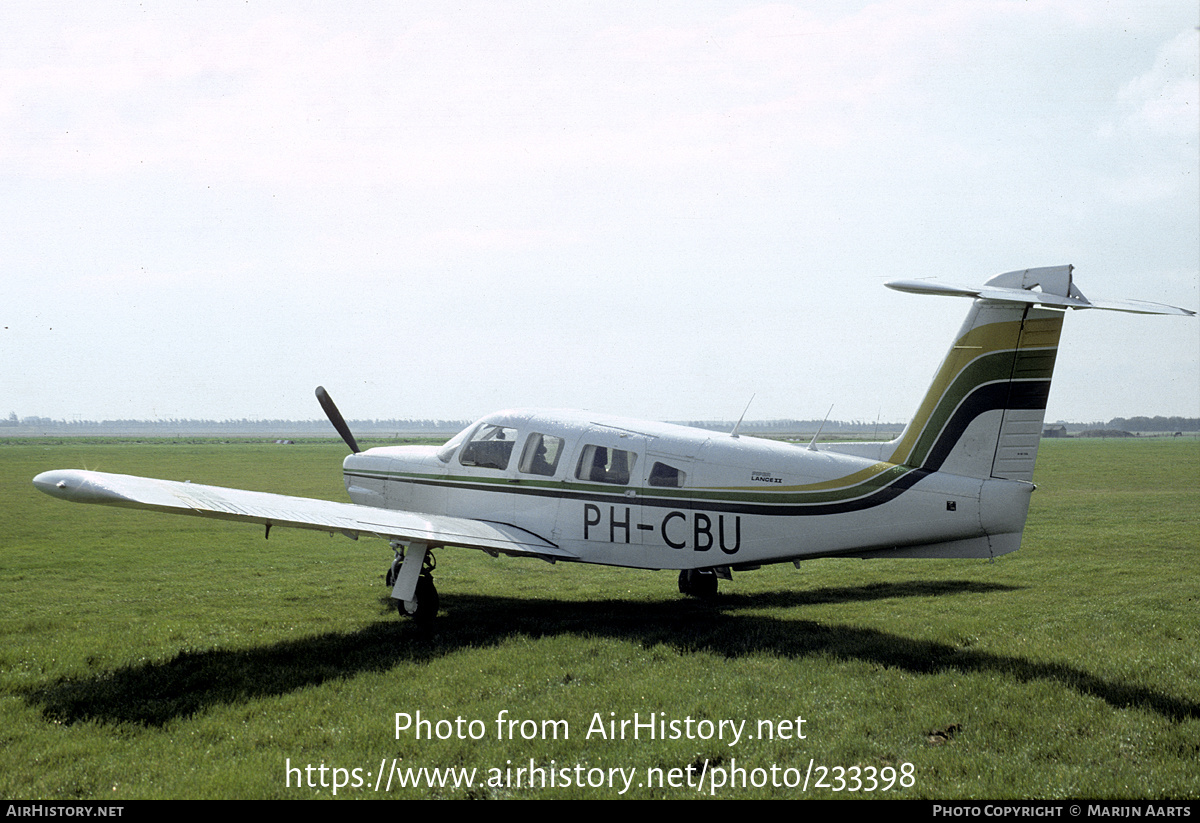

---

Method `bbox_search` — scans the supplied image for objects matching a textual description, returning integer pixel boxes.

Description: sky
[2,1,1197,426]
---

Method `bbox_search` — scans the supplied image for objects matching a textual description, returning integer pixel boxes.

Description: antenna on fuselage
[807,404,834,451]
[730,394,755,438]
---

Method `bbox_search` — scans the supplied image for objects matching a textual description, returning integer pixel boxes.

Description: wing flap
[33,469,572,558]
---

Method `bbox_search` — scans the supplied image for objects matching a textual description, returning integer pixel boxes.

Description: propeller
[315,386,361,454]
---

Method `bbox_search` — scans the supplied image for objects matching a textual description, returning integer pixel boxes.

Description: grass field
[1,438,1197,799]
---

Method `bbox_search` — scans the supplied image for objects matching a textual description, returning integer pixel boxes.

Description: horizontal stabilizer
[887,265,1194,316]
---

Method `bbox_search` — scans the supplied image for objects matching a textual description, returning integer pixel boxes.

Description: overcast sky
[3,1,1197,426]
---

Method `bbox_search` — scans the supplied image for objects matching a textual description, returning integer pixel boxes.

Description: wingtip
[33,469,80,500]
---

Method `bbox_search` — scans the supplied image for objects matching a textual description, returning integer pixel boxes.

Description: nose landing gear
[387,544,439,625]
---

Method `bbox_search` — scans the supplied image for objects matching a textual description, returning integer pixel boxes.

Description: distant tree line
[1105,416,1199,433]
[3,415,907,433]
[0,415,472,432]
[4,413,1197,434]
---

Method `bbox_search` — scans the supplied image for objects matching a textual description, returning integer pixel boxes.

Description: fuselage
[341,408,1033,570]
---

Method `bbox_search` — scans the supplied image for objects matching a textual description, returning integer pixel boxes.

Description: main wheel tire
[693,570,718,600]
[678,569,718,600]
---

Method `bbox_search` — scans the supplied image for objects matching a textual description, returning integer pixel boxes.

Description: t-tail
[873,266,1193,483]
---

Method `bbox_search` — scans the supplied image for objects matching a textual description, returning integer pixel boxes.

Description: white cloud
[1115,27,1198,141]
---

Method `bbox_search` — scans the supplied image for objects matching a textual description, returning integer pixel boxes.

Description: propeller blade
[315,386,361,454]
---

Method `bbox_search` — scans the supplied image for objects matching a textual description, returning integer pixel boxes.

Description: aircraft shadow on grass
[25,579,1199,728]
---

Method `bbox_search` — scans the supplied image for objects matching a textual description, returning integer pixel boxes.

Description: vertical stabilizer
[825,266,1191,480]
[885,266,1075,482]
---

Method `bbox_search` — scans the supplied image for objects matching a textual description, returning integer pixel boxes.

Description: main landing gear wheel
[678,569,718,600]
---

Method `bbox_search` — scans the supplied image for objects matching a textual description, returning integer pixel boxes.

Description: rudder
[887,295,1063,482]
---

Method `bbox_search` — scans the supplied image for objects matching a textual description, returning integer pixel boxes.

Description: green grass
[1,439,1197,799]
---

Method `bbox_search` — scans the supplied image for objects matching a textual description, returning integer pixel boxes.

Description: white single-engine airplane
[34,267,1193,623]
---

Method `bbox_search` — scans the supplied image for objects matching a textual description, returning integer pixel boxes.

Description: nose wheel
[387,547,439,624]
[400,574,439,624]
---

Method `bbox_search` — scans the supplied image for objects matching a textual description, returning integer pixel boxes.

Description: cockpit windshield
[435,425,473,463]
[458,424,518,470]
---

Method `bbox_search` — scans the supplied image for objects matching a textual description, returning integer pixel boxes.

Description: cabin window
[459,424,518,470]
[575,444,637,485]
[519,433,565,477]
[648,461,685,488]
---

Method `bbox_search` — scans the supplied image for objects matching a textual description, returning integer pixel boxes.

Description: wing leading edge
[32,469,572,559]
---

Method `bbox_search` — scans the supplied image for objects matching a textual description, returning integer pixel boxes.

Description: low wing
[32,469,572,559]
